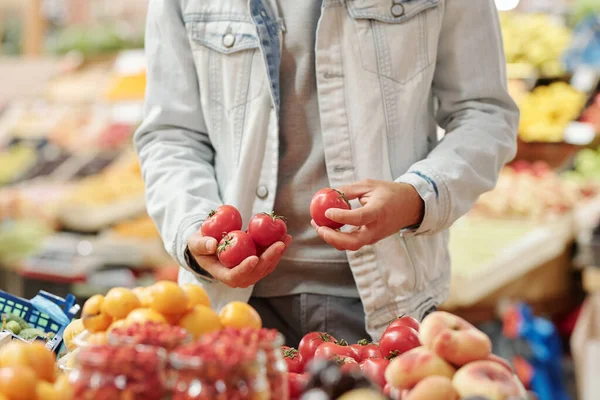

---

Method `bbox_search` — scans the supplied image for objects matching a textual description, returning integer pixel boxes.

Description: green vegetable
[18,328,46,341]
[5,321,21,335]
[2,313,30,331]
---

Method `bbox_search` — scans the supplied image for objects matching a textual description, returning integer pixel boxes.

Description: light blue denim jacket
[134,0,519,338]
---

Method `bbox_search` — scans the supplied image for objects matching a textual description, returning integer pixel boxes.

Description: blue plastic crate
[0,290,80,353]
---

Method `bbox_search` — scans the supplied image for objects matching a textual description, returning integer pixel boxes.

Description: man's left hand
[311,179,424,251]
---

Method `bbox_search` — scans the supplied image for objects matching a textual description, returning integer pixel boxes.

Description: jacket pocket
[186,18,265,111]
[346,0,441,84]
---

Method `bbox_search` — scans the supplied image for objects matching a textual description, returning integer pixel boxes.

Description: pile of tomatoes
[201,206,288,268]
[282,316,422,399]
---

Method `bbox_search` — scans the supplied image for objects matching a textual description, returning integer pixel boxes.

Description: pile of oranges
[0,341,72,400]
[68,281,262,350]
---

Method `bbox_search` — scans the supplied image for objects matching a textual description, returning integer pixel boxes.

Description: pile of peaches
[385,311,526,400]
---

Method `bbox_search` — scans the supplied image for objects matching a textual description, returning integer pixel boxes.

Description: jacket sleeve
[396,0,519,235]
[134,0,221,267]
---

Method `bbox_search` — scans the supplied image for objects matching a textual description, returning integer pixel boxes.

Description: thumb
[188,232,218,256]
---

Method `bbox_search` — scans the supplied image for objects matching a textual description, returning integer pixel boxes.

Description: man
[135,0,518,344]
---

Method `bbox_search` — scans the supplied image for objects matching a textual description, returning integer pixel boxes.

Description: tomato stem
[357,339,370,346]
[207,209,217,218]
[333,189,351,207]
[336,338,349,346]
[283,348,299,359]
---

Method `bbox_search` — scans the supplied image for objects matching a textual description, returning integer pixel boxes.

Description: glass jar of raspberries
[169,338,269,400]
[69,344,168,400]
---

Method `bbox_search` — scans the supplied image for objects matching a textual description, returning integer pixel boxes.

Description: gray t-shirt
[252,1,359,298]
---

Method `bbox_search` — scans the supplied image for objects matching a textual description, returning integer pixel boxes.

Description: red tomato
[282,346,305,374]
[310,188,351,230]
[350,339,382,362]
[298,332,337,362]
[387,315,420,332]
[379,326,421,358]
[314,342,357,361]
[288,372,309,400]
[334,356,360,373]
[201,205,243,241]
[217,230,257,268]
[359,358,389,388]
[248,212,287,247]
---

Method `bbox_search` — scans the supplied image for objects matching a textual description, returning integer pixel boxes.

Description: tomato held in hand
[379,325,420,359]
[248,212,287,247]
[298,332,337,362]
[359,358,389,388]
[201,205,243,241]
[310,188,351,230]
[386,315,420,332]
[314,341,357,361]
[288,372,309,400]
[350,339,382,362]
[282,346,305,374]
[217,230,257,268]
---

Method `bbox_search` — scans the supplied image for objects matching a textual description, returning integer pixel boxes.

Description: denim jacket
[134,0,519,338]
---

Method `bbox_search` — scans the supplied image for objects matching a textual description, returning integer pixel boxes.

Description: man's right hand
[187,231,292,288]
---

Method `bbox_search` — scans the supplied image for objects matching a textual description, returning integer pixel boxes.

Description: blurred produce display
[500,12,572,78]
[49,24,144,58]
[580,92,600,132]
[517,82,587,142]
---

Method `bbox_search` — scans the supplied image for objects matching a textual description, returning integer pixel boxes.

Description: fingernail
[250,258,259,267]
[325,210,334,219]
[205,238,217,252]
[277,244,285,255]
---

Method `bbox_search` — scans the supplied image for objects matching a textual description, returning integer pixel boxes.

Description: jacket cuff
[174,213,210,271]
[395,171,446,236]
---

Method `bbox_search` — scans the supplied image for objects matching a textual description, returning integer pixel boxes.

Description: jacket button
[223,33,235,48]
[390,3,405,17]
[256,185,269,199]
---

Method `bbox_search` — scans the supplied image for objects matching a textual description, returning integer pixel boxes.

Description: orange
[0,366,38,400]
[147,281,189,316]
[0,341,55,383]
[107,318,130,334]
[219,301,262,330]
[126,308,167,325]
[81,294,112,332]
[182,284,211,309]
[53,374,73,399]
[132,287,151,307]
[101,288,141,319]
[36,381,61,400]
[179,305,222,339]
[0,393,8,400]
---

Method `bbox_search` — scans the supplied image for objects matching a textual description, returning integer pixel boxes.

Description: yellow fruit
[132,287,151,307]
[101,288,141,319]
[0,341,55,383]
[164,312,185,325]
[85,332,108,346]
[147,281,189,316]
[179,305,222,339]
[107,318,130,334]
[0,393,7,400]
[126,308,167,325]
[81,294,112,333]
[63,319,85,352]
[0,366,38,400]
[53,374,73,400]
[36,381,61,400]
[219,301,262,330]
[182,284,211,309]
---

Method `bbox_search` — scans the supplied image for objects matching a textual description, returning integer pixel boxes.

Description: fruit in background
[81,294,112,333]
[282,347,305,373]
[4,321,20,335]
[248,212,288,247]
[101,287,141,320]
[107,319,129,334]
[126,308,167,325]
[217,230,257,268]
[179,305,222,339]
[337,388,387,400]
[201,205,243,242]
[147,280,189,316]
[485,354,514,374]
[0,366,38,400]
[518,82,586,143]
[314,341,358,362]
[63,319,85,352]
[153,265,179,282]
[218,301,262,330]
[335,356,361,373]
[379,325,421,358]
[387,315,420,332]
[359,358,389,388]
[182,283,211,309]
[310,188,351,230]
[0,342,55,383]
[288,372,309,400]
[350,340,382,362]
[404,376,458,400]
[420,311,492,366]
[385,347,456,390]
[452,361,521,400]
[299,332,337,362]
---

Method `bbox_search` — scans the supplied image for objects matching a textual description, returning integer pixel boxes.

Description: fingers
[336,179,375,200]
[313,222,376,251]
[325,206,379,227]
[187,232,218,256]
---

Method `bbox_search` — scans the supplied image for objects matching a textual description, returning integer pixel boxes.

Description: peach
[385,347,456,389]
[485,354,514,374]
[420,311,491,366]
[452,361,521,400]
[405,376,458,400]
